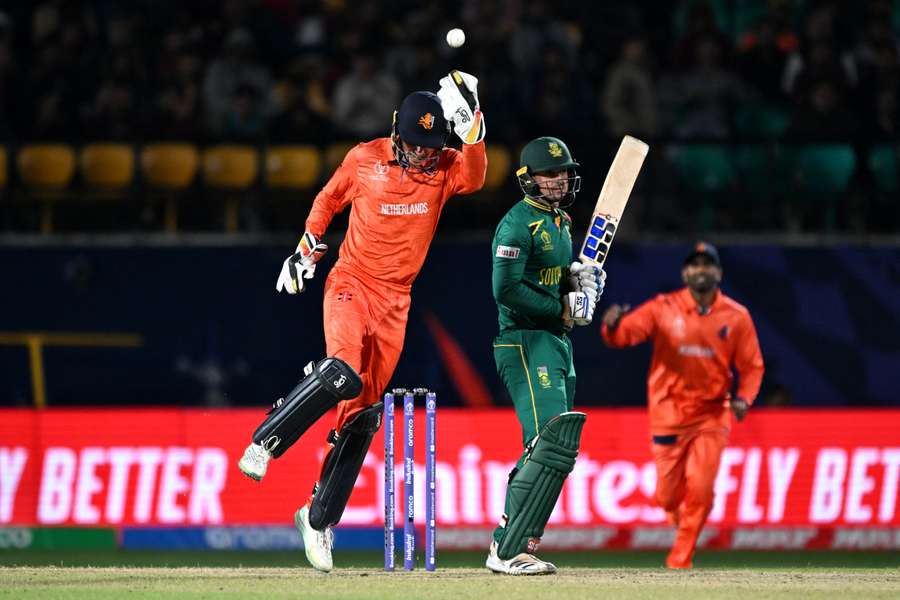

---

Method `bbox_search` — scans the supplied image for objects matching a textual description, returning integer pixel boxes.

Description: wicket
[383,387,436,571]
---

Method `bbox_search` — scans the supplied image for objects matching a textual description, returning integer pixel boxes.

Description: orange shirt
[306,138,487,289]
[601,288,764,435]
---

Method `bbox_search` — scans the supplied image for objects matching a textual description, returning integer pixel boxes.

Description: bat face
[579,136,648,267]
[582,213,617,264]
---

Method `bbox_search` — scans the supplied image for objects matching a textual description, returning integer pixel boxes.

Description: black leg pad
[308,402,383,530]
[252,357,362,458]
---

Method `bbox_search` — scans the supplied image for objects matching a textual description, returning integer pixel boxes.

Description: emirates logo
[418,113,434,130]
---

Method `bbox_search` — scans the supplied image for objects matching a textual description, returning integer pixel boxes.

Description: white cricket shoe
[485,541,557,575]
[237,441,274,481]
[295,505,334,573]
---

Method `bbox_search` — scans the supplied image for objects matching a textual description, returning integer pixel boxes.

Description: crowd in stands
[0,0,897,233]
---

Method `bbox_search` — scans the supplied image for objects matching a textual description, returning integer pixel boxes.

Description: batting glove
[563,290,596,328]
[568,261,606,304]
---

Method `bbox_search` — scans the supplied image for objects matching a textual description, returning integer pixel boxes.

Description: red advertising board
[1,408,898,548]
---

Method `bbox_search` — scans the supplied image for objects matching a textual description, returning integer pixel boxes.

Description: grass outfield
[1,549,898,568]
[1,552,899,599]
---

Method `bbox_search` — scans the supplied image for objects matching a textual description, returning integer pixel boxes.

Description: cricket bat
[579,135,649,267]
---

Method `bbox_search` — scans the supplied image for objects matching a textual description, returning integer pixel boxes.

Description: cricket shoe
[485,541,556,575]
[237,439,275,481]
[295,505,334,573]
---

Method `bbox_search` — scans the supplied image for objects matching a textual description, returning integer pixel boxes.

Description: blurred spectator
[660,36,748,139]
[293,2,330,51]
[0,11,19,139]
[738,18,798,105]
[520,45,592,142]
[858,40,899,136]
[331,53,399,139]
[787,80,859,140]
[203,28,273,136]
[219,82,269,141]
[853,11,900,77]
[602,37,658,138]
[508,0,578,73]
[80,73,139,140]
[672,1,732,70]
[782,7,857,101]
[26,35,80,139]
[155,53,203,140]
[270,57,332,143]
[868,87,898,141]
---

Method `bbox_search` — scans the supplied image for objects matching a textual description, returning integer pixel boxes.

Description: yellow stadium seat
[203,145,258,189]
[202,145,259,232]
[141,143,200,232]
[141,143,200,189]
[17,144,77,233]
[81,143,135,188]
[265,145,322,189]
[17,144,76,188]
[324,142,356,176]
[484,144,512,190]
[0,146,7,188]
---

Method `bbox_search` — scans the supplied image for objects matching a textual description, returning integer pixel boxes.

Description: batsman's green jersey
[491,197,576,444]
[491,196,579,551]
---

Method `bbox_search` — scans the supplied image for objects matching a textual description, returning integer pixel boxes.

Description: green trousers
[492,328,576,545]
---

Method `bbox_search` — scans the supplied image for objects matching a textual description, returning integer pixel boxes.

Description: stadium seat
[733,145,771,192]
[670,145,735,193]
[669,144,735,230]
[324,142,356,176]
[202,145,259,232]
[484,144,511,191]
[17,144,77,233]
[265,145,322,189]
[789,145,856,194]
[141,143,200,232]
[868,144,898,192]
[783,144,857,230]
[735,104,789,138]
[0,146,7,188]
[81,143,135,188]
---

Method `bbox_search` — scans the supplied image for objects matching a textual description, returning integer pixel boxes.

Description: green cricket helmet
[516,136,581,208]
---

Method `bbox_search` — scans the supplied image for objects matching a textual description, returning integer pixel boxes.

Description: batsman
[487,137,604,575]
[235,71,486,572]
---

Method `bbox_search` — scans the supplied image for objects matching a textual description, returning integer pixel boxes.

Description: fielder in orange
[237,72,487,571]
[600,242,763,568]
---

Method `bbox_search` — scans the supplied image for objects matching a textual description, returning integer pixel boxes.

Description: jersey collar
[679,287,722,314]
[523,196,553,213]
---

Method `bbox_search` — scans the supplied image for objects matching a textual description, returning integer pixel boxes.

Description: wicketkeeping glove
[437,70,486,144]
[275,232,328,294]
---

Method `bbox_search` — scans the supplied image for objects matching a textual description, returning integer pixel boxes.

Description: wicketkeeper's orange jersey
[306,138,487,289]
[601,288,764,435]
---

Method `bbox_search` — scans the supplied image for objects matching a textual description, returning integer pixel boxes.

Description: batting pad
[496,411,586,560]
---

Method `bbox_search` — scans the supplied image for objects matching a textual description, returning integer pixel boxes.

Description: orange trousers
[651,427,727,568]
[321,265,411,434]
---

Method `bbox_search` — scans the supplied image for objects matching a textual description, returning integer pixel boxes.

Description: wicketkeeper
[487,137,605,574]
[237,72,486,572]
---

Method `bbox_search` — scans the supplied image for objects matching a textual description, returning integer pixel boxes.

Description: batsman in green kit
[486,137,606,575]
